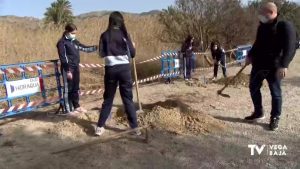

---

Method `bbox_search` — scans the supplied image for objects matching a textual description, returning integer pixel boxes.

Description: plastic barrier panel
[0,60,63,119]
[161,50,180,82]
[236,45,252,63]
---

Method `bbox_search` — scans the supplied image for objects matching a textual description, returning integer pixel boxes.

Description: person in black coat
[245,2,297,131]
[181,35,194,80]
[96,11,140,136]
[57,23,97,116]
[210,41,227,81]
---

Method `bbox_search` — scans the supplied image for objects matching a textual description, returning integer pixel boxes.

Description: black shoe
[244,112,265,121]
[269,117,280,131]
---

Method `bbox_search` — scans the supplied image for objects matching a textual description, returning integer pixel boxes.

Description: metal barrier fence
[160,50,180,82]
[236,45,252,64]
[0,60,62,119]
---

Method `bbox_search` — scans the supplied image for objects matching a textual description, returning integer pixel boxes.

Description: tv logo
[248,144,266,155]
[248,144,287,156]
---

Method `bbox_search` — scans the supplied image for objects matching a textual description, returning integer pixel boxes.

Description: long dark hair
[210,41,220,52]
[184,35,193,45]
[62,23,77,37]
[108,11,129,40]
[182,35,193,51]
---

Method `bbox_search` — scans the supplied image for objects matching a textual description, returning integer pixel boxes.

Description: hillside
[0,12,175,65]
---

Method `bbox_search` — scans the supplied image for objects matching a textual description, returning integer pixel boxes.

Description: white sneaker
[131,128,142,136]
[212,77,217,81]
[75,107,88,113]
[66,110,80,117]
[95,127,105,136]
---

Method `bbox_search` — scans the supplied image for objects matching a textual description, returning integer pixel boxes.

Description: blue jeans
[191,54,196,72]
[249,67,282,118]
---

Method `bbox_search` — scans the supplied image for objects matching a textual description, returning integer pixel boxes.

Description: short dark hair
[65,23,77,33]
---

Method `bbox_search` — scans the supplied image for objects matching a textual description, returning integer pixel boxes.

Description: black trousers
[61,66,80,113]
[183,57,192,79]
[97,64,138,129]
[214,56,227,77]
[249,67,282,118]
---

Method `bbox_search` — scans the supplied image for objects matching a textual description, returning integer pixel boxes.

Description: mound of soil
[216,73,250,87]
[139,106,227,135]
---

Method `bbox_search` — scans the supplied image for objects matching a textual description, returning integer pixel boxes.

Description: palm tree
[44,0,74,25]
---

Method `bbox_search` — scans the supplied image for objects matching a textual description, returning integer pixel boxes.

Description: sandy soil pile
[139,106,227,135]
[139,106,184,133]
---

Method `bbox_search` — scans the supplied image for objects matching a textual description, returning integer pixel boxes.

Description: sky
[0,0,175,18]
[0,0,299,19]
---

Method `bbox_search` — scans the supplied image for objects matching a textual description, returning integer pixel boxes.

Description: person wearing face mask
[245,2,297,131]
[210,41,227,81]
[57,23,98,116]
[181,35,194,80]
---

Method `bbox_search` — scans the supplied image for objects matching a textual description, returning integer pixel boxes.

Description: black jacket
[181,42,194,58]
[57,36,97,71]
[211,48,226,60]
[249,18,297,68]
[99,29,135,66]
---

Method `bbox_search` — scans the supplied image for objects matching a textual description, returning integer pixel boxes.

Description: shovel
[217,65,247,98]
[132,58,144,113]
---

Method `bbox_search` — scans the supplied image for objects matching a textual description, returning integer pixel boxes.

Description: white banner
[242,50,247,56]
[6,77,41,98]
[174,59,180,68]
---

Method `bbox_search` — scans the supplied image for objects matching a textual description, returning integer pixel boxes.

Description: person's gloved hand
[277,68,288,79]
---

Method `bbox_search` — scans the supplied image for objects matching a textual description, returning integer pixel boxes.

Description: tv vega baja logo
[248,144,287,156]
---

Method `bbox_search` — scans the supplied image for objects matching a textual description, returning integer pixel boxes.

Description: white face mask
[258,15,270,23]
[67,33,76,40]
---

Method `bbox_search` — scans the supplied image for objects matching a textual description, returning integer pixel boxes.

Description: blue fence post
[37,64,47,100]
[161,50,165,76]
[3,70,12,108]
[54,60,64,114]
[167,50,171,78]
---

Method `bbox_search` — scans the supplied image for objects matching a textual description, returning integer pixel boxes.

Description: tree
[159,0,300,49]
[44,0,74,26]
[159,0,254,49]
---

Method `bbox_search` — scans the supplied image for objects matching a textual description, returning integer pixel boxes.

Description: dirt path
[0,52,299,169]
